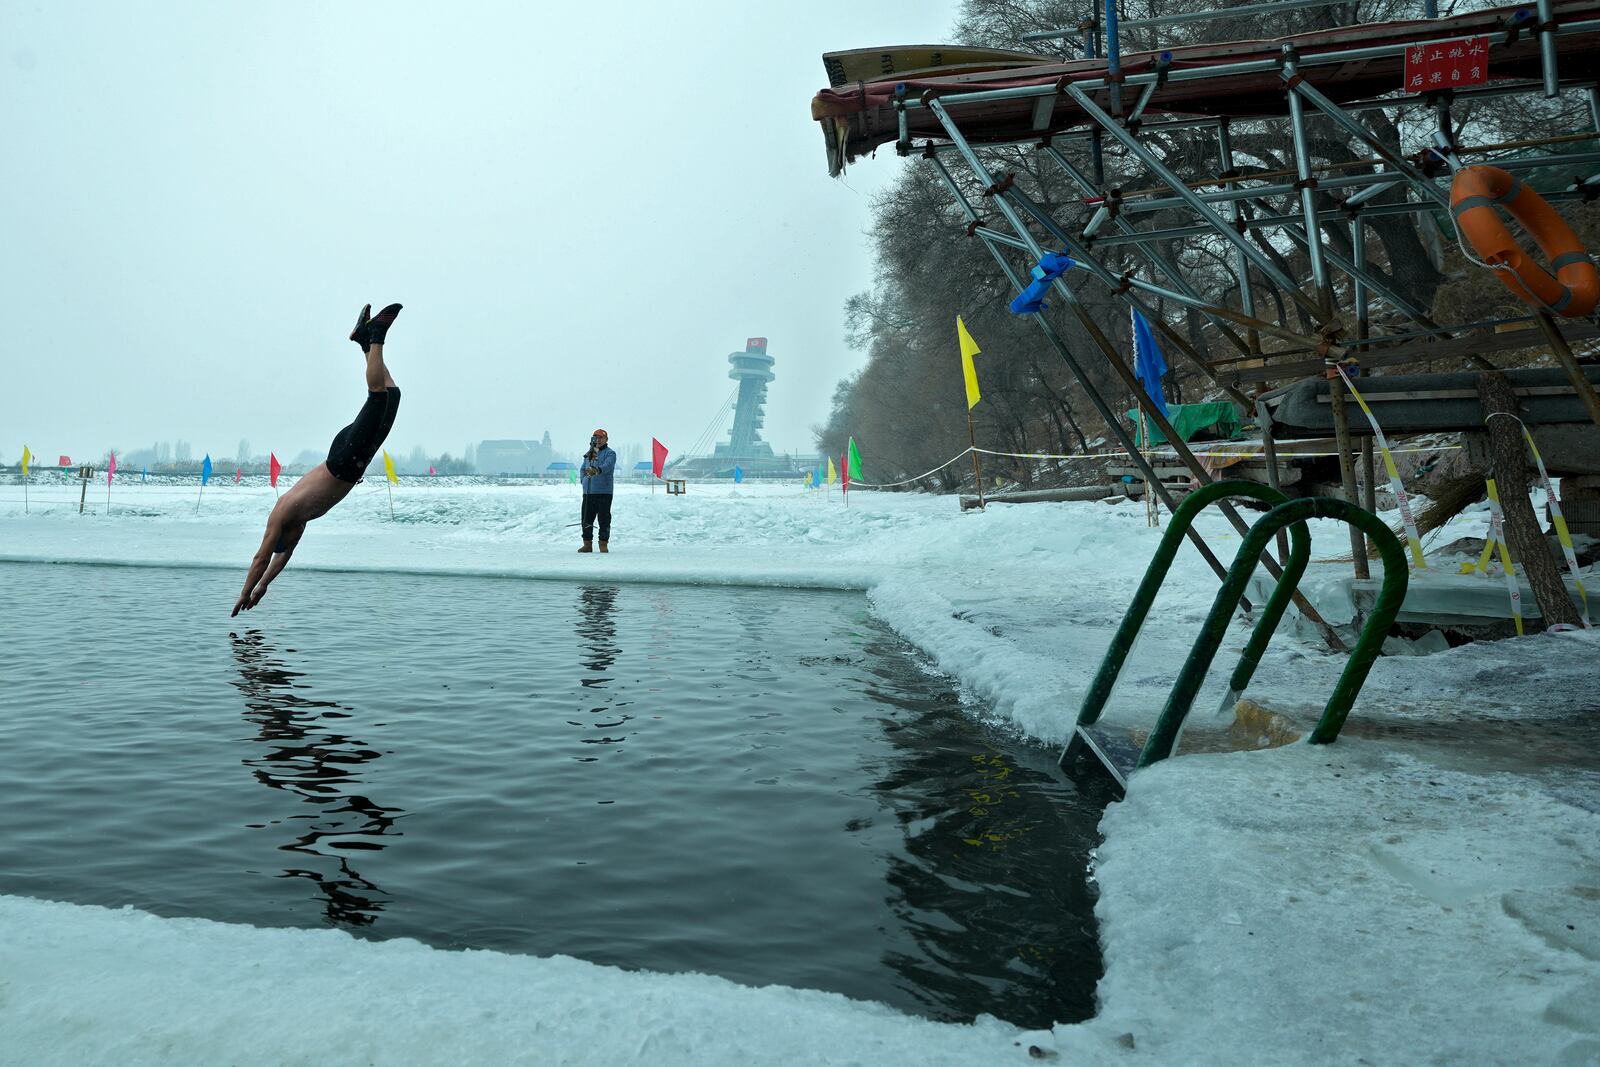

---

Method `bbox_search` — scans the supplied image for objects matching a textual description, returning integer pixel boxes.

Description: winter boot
[578,539,593,553]
[599,541,608,553]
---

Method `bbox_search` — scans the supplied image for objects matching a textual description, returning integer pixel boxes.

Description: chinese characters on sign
[1403,35,1489,93]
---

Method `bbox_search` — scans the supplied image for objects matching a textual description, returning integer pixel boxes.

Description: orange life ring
[1450,165,1599,318]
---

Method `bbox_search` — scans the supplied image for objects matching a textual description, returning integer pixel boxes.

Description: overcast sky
[1,1,959,465]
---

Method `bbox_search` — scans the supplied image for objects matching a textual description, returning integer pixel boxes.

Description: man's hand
[231,584,268,617]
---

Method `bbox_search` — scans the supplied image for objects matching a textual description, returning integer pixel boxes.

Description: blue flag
[201,454,213,486]
[141,467,148,482]
[1130,309,1170,420]
[734,465,743,484]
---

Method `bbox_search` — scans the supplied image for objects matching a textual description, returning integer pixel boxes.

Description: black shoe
[349,303,373,352]
[366,303,403,347]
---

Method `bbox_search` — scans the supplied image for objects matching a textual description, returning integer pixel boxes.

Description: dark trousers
[581,493,613,542]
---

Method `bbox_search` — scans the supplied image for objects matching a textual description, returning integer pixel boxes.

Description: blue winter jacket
[581,447,617,494]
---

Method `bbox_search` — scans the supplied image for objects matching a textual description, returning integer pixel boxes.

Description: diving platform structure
[814,0,1600,783]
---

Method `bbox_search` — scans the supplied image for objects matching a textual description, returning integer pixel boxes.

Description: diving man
[231,303,403,616]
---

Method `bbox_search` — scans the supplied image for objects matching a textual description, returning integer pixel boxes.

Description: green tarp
[1126,402,1242,446]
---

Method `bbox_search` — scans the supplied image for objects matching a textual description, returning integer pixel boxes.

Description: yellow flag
[382,450,398,485]
[21,445,30,478]
[826,456,837,485]
[957,316,981,410]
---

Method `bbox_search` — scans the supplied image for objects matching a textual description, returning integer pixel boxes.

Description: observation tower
[672,338,812,478]
[720,337,776,462]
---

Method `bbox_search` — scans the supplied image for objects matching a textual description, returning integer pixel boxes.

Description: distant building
[477,438,554,475]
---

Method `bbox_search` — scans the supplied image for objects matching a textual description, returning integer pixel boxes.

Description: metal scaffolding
[813,0,1600,610]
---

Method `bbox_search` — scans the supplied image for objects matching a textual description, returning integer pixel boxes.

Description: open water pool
[0,561,1107,1027]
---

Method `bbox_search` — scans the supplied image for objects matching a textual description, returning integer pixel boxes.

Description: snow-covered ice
[2,478,1597,1065]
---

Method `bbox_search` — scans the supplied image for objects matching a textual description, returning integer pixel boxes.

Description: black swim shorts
[326,386,402,483]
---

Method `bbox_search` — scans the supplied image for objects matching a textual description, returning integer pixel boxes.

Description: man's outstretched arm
[232,517,305,615]
[232,528,278,617]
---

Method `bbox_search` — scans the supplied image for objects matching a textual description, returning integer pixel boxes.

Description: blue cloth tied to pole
[1008,252,1076,314]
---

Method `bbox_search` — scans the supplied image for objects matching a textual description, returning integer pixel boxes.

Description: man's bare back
[232,303,403,617]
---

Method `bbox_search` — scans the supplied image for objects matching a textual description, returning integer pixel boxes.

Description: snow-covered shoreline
[2,481,1597,1065]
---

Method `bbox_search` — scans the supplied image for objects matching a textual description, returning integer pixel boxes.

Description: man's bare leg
[365,343,397,391]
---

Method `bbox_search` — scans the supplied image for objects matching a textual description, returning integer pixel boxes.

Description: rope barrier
[849,448,975,489]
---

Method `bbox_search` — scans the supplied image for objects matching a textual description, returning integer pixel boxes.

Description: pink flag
[269,453,282,487]
[58,455,70,467]
[107,451,116,486]
[234,467,242,484]
[841,452,849,493]
[652,438,668,478]
[428,465,435,476]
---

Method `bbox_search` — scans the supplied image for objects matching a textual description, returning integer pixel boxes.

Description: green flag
[847,437,862,480]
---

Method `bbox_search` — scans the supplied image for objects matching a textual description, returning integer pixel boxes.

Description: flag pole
[387,479,394,520]
[1139,409,1158,527]
[967,414,985,510]
[196,484,205,513]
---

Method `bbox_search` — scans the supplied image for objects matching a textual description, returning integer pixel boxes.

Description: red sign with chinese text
[1403,36,1489,94]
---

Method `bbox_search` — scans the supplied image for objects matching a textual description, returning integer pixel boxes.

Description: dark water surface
[0,561,1106,1026]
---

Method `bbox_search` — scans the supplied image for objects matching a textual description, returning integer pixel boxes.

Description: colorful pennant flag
[428,465,435,476]
[847,438,862,481]
[270,453,282,488]
[58,455,71,467]
[107,451,117,486]
[21,445,30,477]
[841,453,850,493]
[652,437,669,478]
[826,456,837,485]
[568,467,577,485]
[201,454,213,486]
[734,465,743,484]
[957,316,982,411]
[382,450,398,485]
[234,467,242,484]
[1130,308,1170,420]
[141,466,148,482]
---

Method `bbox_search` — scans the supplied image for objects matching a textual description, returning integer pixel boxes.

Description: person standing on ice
[231,302,404,616]
[578,429,617,553]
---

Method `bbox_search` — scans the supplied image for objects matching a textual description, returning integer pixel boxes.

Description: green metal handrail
[1062,479,1310,766]
[1137,497,1409,768]
[1071,480,1309,727]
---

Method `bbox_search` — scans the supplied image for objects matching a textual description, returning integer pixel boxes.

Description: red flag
[234,467,242,484]
[841,452,850,492]
[428,465,435,476]
[269,453,282,488]
[58,455,70,467]
[107,451,117,485]
[652,438,668,478]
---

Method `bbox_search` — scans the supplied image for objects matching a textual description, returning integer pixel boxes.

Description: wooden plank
[1224,323,1600,386]
[1313,384,1583,403]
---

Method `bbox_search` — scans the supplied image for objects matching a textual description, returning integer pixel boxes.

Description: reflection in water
[229,630,404,927]
[571,585,630,757]
[855,633,1113,1029]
